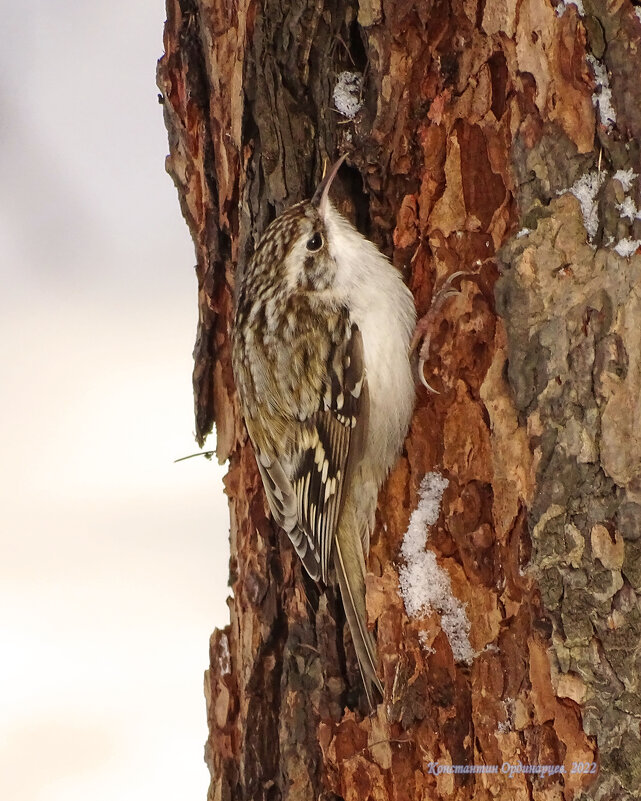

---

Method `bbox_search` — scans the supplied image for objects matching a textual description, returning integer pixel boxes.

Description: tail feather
[334,520,383,707]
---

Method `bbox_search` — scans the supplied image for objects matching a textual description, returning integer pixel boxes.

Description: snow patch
[497,718,512,734]
[614,238,641,258]
[563,171,605,241]
[617,197,639,222]
[333,71,363,119]
[587,54,616,128]
[398,472,474,664]
[560,168,641,254]
[556,0,585,16]
[613,168,638,192]
[418,631,436,654]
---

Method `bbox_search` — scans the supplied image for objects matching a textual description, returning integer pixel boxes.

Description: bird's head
[243,156,350,300]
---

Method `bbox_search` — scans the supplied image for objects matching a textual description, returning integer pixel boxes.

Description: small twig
[343,736,413,762]
[333,33,356,67]
[174,450,216,463]
[296,643,321,655]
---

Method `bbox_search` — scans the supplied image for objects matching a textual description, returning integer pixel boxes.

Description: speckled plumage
[232,160,416,704]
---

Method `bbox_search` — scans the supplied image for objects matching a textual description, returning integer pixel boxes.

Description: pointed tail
[334,512,383,707]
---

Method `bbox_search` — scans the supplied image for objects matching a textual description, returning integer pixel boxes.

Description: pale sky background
[0,2,231,799]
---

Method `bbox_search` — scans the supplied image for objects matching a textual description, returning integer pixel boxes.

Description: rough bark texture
[158,1,641,799]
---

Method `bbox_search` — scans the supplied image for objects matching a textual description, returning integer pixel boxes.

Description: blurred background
[0,2,230,799]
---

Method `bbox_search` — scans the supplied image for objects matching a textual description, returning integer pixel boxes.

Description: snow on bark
[398,473,474,665]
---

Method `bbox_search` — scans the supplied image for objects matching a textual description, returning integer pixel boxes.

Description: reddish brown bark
[158,1,641,798]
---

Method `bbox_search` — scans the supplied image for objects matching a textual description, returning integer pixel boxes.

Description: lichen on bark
[498,195,641,799]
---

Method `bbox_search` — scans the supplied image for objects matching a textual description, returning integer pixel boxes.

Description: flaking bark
[158,0,641,798]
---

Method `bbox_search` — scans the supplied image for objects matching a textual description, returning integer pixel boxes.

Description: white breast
[324,204,416,485]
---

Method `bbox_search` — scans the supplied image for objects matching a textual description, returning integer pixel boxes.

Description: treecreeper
[232,156,417,706]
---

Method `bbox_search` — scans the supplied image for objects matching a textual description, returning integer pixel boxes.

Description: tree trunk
[157,1,641,799]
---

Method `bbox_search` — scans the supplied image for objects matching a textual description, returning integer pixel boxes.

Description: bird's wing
[252,321,368,584]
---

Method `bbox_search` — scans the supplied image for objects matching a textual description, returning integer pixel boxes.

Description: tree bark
[157,1,641,799]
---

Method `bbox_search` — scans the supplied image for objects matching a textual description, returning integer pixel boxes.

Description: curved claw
[414,270,471,393]
[418,357,440,394]
[442,269,468,286]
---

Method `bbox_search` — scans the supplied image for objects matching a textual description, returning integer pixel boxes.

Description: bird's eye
[306,232,323,251]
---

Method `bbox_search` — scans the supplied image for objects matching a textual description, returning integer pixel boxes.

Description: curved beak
[311,153,348,218]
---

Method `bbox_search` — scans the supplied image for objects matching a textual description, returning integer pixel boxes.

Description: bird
[231,155,417,705]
